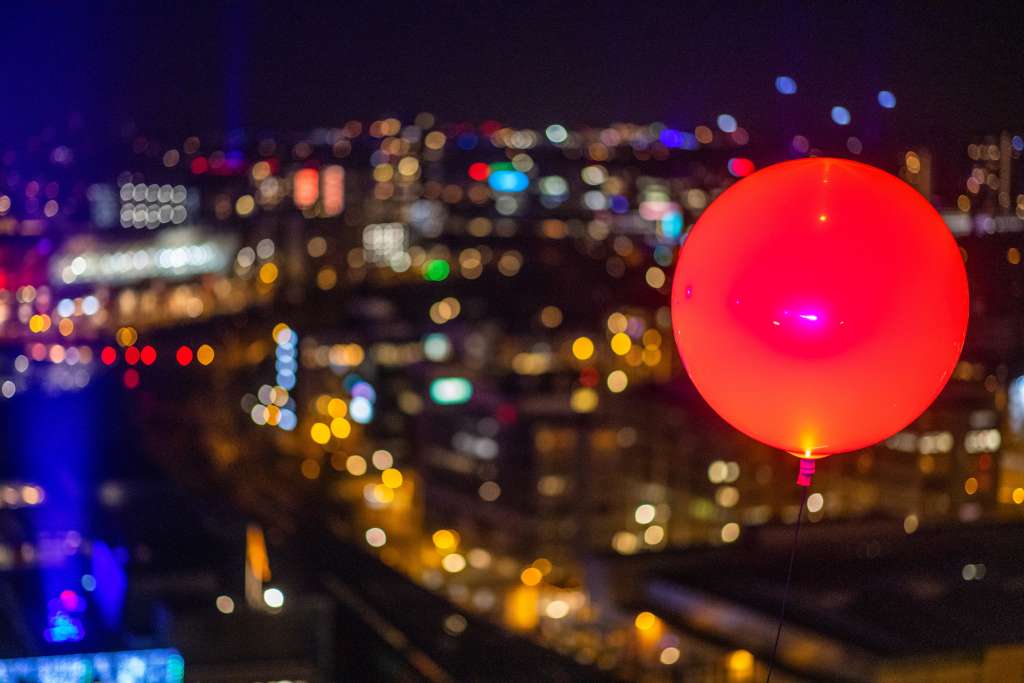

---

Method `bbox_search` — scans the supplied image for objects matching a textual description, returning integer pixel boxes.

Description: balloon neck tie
[796,459,816,487]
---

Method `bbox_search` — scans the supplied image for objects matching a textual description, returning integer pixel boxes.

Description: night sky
[4,1,1023,152]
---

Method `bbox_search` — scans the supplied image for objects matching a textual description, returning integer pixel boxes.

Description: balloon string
[765,475,811,683]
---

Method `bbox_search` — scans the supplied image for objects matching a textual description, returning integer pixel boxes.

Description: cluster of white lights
[707,460,740,484]
[886,431,918,453]
[889,431,956,454]
[452,431,498,460]
[55,296,101,317]
[362,223,407,264]
[964,429,1001,454]
[52,230,235,285]
[119,183,189,228]
[917,432,955,454]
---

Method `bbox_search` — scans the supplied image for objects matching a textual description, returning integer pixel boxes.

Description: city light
[830,106,851,125]
[487,169,529,193]
[0,650,184,683]
[423,259,451,281]
[215,595,235,614]
[51,229,236,285]
[571,336,594,360]
[321,165,345,216]
[365,527,387,548]
[727,158,755,177]
[634,611,657,631]
[429,377,473,405]
[432,529,458,551]
[545,124,568,143]
[775,75,797,94]
[263,587,285,609]
[293,168,319,208]
[520,567,542,586]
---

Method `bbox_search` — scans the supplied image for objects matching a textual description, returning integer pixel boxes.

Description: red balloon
[671,158,968,457]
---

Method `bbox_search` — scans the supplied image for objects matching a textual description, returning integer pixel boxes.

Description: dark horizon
[5,2,1024,147]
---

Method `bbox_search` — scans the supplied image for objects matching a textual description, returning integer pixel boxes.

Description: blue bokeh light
[659,128,683,147]
[775,76,797,94]
[487,170,529,193]
[877,90,897,109]
[456,133,478,150]
[660,211,683,241]
[830,106,851,125]
[716,114,738,133]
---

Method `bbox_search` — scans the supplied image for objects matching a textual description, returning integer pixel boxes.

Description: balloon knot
[796,459,816,487]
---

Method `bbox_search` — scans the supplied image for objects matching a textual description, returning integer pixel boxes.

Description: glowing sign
[321,165,345,216]
[0,649,184,683]
[293,168,319,209]
[429,377,473,405]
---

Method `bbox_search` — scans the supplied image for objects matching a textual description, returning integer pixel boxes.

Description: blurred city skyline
[1,4,1024,681]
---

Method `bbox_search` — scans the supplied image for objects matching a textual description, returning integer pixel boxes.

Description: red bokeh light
[59,590,81,611]
[100,346,117,365]
[467,162,490,181]
[190,156,209,174]
[293,168,319,209]
[176,346,193,366]
[579,367,599,387]
[727,157,755,177]
[671,158,968,457]
[140,345,157,365]
[123,369,140,389]
[496,403,517,425]
[479,120,503,136]
[123,347,140,366]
